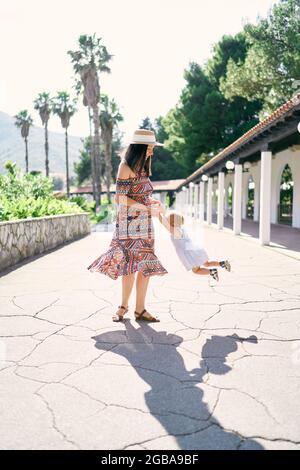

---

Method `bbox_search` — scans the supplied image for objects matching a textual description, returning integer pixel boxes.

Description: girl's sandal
[112,305,128,322]
[209,269,219,282]
[220,260,231,272]
[134,309,160,323]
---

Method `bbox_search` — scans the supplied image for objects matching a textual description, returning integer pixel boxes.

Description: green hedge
[0,161,84,221]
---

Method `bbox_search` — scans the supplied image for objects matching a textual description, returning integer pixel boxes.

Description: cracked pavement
[1,219,300,450]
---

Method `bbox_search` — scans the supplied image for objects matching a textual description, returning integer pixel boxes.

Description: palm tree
[52,91,77,197]
[68,34,113,209]
[33,92,53,176]
[14,110,33,173]
[100,94,123,203]
[73,79,96,197]
[87,106,96,199]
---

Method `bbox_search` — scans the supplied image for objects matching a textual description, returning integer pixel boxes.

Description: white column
[195,185,198,217]
[242,174,248,219]
[224,185,228,217]
[180,191,185,213]
[259,151,272,245]
[182,189,188,214]
[187,186,190,215]
[179,191,183,213]
[211,188,215,216]
[177,192,181,212]
[233,164,243,235]
[188,183,195,217]
[207,177,213,225]
[190,184,195,217]
[199,182,205,223]
[186,185,190,215]
[217,172,225,229]
[254,180,260,222]
[192,184,196,217]
[293,172,300,228]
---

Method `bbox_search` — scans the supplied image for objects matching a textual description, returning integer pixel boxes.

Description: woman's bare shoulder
[117,161,136,179]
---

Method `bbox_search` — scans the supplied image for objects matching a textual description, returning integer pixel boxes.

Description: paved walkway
[1,219,300,450]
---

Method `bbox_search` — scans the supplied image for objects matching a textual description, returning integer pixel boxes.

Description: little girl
[159,211,231,281]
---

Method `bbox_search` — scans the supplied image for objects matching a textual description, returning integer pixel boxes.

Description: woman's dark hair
[123,144,152,176]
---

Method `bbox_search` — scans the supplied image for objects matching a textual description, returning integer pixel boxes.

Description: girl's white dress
[170,225,208,271]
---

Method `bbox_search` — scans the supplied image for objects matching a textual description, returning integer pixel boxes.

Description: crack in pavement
[34,386,81,450]
[211,421,300,447]
[205,382,280,426]
[11,296,24,310]
[0,314,70,327]
[33,298,60,318]
[121,422,215,450]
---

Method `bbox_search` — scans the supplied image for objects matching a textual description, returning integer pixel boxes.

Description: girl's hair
[123,144,152,176]
[166,211,184,227]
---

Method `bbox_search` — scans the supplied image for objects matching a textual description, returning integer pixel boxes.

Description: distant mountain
[0,110,84,178]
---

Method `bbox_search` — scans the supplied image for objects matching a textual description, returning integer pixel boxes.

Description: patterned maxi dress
[87,168,168,280]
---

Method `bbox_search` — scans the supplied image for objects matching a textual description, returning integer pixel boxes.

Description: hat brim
[126,141,164,147]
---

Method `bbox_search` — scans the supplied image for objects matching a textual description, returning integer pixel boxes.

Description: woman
[87,129,168,322]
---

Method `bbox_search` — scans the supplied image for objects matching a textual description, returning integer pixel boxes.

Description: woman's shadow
[92,322,263,450]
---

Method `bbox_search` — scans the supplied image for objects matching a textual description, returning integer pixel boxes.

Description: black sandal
[220,260,231,272]
[112,305,128,322]
[210,269,219,282]
[134,309,160,323]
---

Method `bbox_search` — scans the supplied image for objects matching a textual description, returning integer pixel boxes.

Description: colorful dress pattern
[87,169,168,280]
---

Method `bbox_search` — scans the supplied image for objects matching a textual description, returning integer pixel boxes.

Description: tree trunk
[91,140,96,201]
[88,107,96,201]
[92,103,101,208]
[24,136,29,173]
[65,128,70,197]
[105,130,113,204]
[45,121,49,177]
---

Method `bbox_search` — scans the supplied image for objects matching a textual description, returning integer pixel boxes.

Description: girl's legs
[204,260,231,271]
[192,266,219,281]
[113,273,136,320]
[192,266,210,275]
[203,260,221,268]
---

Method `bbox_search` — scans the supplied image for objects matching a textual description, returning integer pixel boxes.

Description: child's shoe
[220,260,231,272]
[210,269,219,282]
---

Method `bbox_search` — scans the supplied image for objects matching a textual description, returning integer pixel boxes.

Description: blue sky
[0,0,277,142]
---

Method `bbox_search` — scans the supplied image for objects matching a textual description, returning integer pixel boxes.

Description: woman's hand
[148,197,161,206]
[149,198,164,211]
[149,202,164,218]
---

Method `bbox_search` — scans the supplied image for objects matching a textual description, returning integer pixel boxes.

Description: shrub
[0,161,84,221]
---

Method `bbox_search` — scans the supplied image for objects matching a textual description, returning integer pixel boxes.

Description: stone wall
[0,213,91,272]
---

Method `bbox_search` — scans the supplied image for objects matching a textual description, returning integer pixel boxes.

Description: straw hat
[127,129,164,147]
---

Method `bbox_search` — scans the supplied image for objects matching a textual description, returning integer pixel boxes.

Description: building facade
[175,94,300,245]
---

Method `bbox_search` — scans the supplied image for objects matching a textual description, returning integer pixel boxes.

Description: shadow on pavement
[92,322,262,450]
